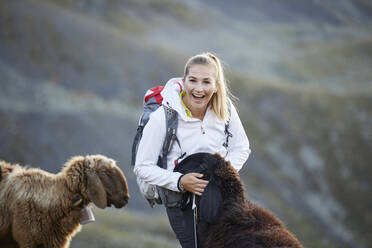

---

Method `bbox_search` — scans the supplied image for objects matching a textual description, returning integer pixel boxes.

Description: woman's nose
[194,83,203,91]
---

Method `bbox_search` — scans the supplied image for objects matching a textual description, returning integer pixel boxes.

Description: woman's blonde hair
[183,52,233,123]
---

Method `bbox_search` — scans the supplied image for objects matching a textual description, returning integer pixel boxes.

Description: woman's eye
[203,81,210,84]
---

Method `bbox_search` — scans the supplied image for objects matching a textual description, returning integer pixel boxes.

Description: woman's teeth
[192,93,204,98]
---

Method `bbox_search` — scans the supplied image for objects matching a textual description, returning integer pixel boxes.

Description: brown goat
[0,154,130,248]
[175,153,303,248]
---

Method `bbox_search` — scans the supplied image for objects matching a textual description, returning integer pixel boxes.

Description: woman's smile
[191,92,205,102]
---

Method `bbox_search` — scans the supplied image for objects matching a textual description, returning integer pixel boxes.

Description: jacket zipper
[200,122,205,134]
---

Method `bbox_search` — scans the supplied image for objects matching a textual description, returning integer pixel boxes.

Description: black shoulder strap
[131,124,143,166]
[223,100,233,149]
[159,105,179,169]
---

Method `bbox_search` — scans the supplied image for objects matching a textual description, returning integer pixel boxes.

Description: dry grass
[70,208,180,248]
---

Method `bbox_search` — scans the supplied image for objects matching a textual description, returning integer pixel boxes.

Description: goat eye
[72,196,83,207]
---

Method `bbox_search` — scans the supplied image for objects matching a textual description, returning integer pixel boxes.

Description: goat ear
[199,178,223,223]
[86,170,107,209]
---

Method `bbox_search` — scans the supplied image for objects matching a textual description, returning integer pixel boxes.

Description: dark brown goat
[175,153,303,248]
[0,154,129,248]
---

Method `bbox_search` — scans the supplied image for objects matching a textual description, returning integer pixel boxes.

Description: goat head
[83,155,130,209]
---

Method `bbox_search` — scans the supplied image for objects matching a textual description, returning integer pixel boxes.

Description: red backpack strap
[176,81,183,92]
[144,86,164,104]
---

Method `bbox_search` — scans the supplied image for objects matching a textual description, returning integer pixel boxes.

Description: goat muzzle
[108,193,129,208]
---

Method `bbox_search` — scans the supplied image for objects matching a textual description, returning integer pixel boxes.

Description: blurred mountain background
[1,0,371,247]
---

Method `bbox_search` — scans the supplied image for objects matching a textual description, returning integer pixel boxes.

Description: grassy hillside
[70,208,179,248]
[229,72,372,247]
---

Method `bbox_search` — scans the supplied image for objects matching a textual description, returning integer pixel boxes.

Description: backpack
[131,84,232,208]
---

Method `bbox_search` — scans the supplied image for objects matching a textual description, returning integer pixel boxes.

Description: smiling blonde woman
[134,52,251,248]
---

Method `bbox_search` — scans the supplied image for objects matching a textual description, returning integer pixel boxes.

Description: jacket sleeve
[134,107,183,192]
[225,102,251,171]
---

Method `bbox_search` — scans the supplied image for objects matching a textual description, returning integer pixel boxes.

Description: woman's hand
[180,173,209,196]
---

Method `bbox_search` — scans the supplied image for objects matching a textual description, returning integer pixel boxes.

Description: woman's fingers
[180,173,209,194]
[189,173,209,184]
[191,173,203,178]
[194,191,202,196]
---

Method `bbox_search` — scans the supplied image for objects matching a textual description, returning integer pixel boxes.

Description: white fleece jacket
[134,78,251,192]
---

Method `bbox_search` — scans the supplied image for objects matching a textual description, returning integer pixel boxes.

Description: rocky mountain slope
[1,0,371,247]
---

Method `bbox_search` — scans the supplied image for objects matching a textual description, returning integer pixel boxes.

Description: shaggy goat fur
[176,153,303,248]
[0,154,129,248]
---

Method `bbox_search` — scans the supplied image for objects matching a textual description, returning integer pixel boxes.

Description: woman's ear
[199,178,223,223]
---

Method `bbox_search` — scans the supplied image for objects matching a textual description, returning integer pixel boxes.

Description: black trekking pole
[192,194,198,248]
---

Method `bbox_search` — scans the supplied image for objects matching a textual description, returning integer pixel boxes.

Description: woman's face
[183,64,217,118]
